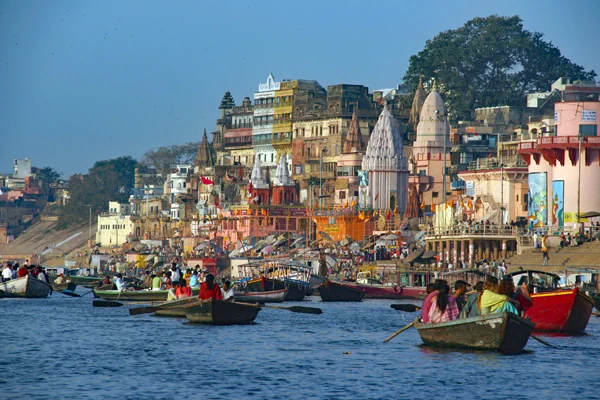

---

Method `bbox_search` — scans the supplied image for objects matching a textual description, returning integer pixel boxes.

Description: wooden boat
[507,270,594,333]
[185,299,261,325]
[69,276,103,286]
[93,287,199,301]
[51,282,77,292]
[318,280,364,302]
[415,312,535,354]
[234,289,287,303]
[244,277,310,301]
[1,275,52,298]
[333,281,427,300]
[594,294,600,311]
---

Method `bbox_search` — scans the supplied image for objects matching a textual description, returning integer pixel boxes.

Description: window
[524,194,528,204]
[432,192,439,198]
[339,191,346,200]
[419,170,426,176]
[579,124,597,136]
[516,195,519,202]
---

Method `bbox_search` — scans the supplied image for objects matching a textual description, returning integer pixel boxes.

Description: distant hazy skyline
[1,0,599,177]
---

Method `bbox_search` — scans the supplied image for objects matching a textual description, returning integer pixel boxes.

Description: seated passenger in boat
[199,274,223,301]
[478,277,519,316]
[36,266,49,283]
[152,272,162,290]
[189,271,200,288]
[421,279,447,323]
[453,280,468,313]
[459,281,484,319]
[114,274,127,291]
[428,283,459,323]
[499,277,533,315]
[221,281,235,302]
[175,281,192,299]
[54,273,65,284]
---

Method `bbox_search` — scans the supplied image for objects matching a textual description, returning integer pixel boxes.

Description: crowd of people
[421,275,533,324]
[1,260,52,284]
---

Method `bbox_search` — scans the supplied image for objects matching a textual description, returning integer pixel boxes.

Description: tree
[36,167,61,190]
[57,156,137,229]
[404,15,596,120]
[139,142,200,176]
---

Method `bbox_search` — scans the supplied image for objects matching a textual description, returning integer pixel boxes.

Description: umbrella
[291,237,305,248]
[581,211,600,218]
[339,237,353,247]
[273,238,287,248]
[265,235,277,244]
[133,243,148,252]
[195,242,213,251]
[261,245,275,254]
[403,249,425,263]
[318,231,333,242]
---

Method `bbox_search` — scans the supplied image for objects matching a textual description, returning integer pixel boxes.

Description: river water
[1,289,598,400]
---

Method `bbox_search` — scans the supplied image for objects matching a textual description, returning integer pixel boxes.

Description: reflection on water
[1,293,598,399]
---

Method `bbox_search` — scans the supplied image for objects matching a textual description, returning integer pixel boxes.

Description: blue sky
[1,0,599,177]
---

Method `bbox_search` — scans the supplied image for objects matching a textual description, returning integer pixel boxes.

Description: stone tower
[361,107,409,212]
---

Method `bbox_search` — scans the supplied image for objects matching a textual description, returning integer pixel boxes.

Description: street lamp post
[577,135,583,225]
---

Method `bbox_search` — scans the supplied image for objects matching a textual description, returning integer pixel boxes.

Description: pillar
[493,241,499,261]
[453,240,459,265]
[460,240,465,266]
[485,241,491,261]
[468,239,474,267]
[502,240,507,259]
[477,240,483,262]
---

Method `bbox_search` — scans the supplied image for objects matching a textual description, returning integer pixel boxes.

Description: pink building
[519,80,600,226]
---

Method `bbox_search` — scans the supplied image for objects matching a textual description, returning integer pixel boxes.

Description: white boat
[1,275,52,298]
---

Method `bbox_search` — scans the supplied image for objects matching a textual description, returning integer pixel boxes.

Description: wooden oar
[129,297,198,316]
[236,301,322,315]
[383,318,418,343]
[390,304,421,312]
[529,334,555,348]
[59,290,81,297]
[93,300,123,307]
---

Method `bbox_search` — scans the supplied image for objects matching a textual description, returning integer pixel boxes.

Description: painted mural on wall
[358,170,369,187]
[551,180,564,228]
[528,172,547,227]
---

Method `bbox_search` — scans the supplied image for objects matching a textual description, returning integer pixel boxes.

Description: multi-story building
[291,84,377,207]
[252,73,280,180]
[518,78,600,227]
[212,92,254,166]
[274,80,328,181]
[96,201,133,247]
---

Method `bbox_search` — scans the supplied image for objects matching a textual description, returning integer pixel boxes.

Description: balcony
[272,135,292,145]
[252,137,273,146]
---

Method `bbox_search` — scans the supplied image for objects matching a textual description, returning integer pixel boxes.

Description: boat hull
[185,300,261,325]
[52,282,77,292]
[527,288,593,334]
[415,312,534,355]
[245,278,309,301]
[318,281,364,302]
[93,288,199,301]
[69,276,103,286]
[335,282,427,300]
[1,276,52,298]
[234,289,287,303]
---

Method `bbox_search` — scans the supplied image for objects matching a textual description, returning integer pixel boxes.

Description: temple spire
[409,76,426,133]
[343,108,364,153]
[275,154,292,186]
[195,129,215,167]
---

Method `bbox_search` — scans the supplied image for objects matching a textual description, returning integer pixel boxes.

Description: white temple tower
[361,107,409,212]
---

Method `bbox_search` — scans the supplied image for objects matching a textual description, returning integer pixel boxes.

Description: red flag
[247,181,253,195]
[215,200,222,210]
[201,176,214,185]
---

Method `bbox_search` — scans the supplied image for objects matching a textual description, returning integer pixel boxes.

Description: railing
[252,137,273,146]
[425,225,518,237]
[272,136,292,145]
[467,157,527,171]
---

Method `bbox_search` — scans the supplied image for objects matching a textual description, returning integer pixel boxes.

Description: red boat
[336,281,427,300]
[507,270,594,334]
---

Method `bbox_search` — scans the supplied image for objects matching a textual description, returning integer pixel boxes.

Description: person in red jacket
[17,263,28,278]
[199,274,223,301]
